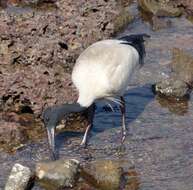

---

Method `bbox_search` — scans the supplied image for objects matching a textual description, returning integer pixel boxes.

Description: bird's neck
[58,103,87,114]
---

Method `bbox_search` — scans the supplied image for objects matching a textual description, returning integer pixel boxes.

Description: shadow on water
[92,84,154,133]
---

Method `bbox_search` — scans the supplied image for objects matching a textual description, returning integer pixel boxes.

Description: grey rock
[36,159,80,190]
[155,78,190,99]
[80,160,124,190]
[5,163,32,190]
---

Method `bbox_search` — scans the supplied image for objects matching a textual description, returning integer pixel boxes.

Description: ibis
[43,34,150,159]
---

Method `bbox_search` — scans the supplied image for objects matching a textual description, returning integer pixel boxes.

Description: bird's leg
[80,103,96,147]
[120,96,127,143]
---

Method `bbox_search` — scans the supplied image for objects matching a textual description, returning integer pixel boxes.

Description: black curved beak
[46,127,57,160]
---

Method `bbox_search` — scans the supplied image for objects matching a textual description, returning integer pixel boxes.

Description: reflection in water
[156,95,189,115]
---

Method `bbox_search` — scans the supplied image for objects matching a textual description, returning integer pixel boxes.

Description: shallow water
[1,1,193,190]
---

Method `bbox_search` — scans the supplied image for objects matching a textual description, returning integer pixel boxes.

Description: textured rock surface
[80,160,124,190]
[36,159,80,189]
[0,112,45,152]
[155,78,190,99]
[5,163,32,190]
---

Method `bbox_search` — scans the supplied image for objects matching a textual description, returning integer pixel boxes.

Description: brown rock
[0,112,45,152]
[0,120,27,152]
[156,95,188,115]
[80,160,124,190]
[138,0,182,17]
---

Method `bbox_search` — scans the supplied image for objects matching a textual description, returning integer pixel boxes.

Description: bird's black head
[119,33,150,65]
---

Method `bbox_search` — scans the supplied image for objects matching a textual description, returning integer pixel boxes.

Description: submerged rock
[5,163,32,190]
[36,159,80,190]
[138,0,182,17]
[124,169,139,190]
[0,112,45,152]
[80,160,125,190]
[156,95,188,115]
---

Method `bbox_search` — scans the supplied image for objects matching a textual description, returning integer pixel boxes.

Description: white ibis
[43,34,150,159]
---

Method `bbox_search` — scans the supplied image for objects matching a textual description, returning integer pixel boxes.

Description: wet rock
[156,95,188,115]
[75,166,139,190]
[0,112,45,152]
[36,159,80,190]
[124,169,139,190]
[170,48,193,86]
[80,160,125,190]
[0,120,27,152]
[138,0,182,17]
[154,78,190,99]
[5,163,32,190]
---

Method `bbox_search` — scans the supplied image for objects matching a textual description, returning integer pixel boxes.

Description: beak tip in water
[46,127,57,160]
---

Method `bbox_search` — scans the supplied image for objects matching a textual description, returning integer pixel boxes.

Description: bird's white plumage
[72,39,139,107]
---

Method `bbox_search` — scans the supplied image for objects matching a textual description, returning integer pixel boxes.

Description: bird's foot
[80,140,88,149]
[49,150,58,161]
[116,144,126,155]
[121,129,127,143]
[121,128,132,143]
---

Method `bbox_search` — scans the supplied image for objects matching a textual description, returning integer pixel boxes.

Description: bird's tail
[119,34,150,65]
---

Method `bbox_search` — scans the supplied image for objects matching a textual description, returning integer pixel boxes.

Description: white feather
[72,39,139,107]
